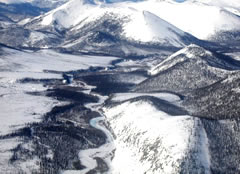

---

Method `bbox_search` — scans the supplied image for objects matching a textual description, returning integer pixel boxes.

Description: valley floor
[1,47,240,174]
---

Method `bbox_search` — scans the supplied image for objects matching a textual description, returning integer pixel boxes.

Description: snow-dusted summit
[25,0,196,47]
[1,0,240,52]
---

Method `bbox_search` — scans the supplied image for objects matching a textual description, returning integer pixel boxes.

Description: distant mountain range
[1,0,240,56]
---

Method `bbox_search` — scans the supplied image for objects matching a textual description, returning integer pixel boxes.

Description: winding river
[78,91,115,173]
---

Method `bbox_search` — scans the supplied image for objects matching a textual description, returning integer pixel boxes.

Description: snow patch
[225,52,240,61]
[111,92,180,102]
[232,88,240,93]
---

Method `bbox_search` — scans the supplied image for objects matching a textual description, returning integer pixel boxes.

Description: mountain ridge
[134,44,240,93]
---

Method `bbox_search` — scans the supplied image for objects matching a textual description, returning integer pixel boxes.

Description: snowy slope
[103,98,210,174]
[123,10,186,45]
[191,0,240,16]
[135,44,239,93]
[149,44,237,75]
[129,0,240,40]
[184,72,240,119]
[39,0,95,28]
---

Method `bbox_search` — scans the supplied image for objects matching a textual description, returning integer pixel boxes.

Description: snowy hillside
[104,94,240,174]
[149,44,239,75]
[123,10,187,45]
[129,0,240,40]
[135,44,240,93]
[103,97,210,174]
[184,72,240,119]
[191,0,240,16]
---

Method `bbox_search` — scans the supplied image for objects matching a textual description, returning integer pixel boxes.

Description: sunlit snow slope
[128,0,240,40]
[103,97,210,174]
[190,0,240,16]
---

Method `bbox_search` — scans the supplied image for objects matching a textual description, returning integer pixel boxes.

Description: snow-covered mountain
[1,0,240,52]
[59,9,199,55]
[0,0,206,57]
[31,0,240,41]
[134,44,240,93]
[25,0,198,47]
[34,0,187,45]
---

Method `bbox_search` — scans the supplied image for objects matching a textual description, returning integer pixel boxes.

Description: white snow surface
[191,0,240,16]
[121,10,185,45]
[40,0,98,27]
[129,0,240,39]
[1,48,118,74]
[0,82,61,135]
[225,52,240,61]
[103,99,211,174]
[111,92,180,102]
[0,138,29,173]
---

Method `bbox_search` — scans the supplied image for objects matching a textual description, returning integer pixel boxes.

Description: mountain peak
[149,44,212,75]
[135,44,240,93]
